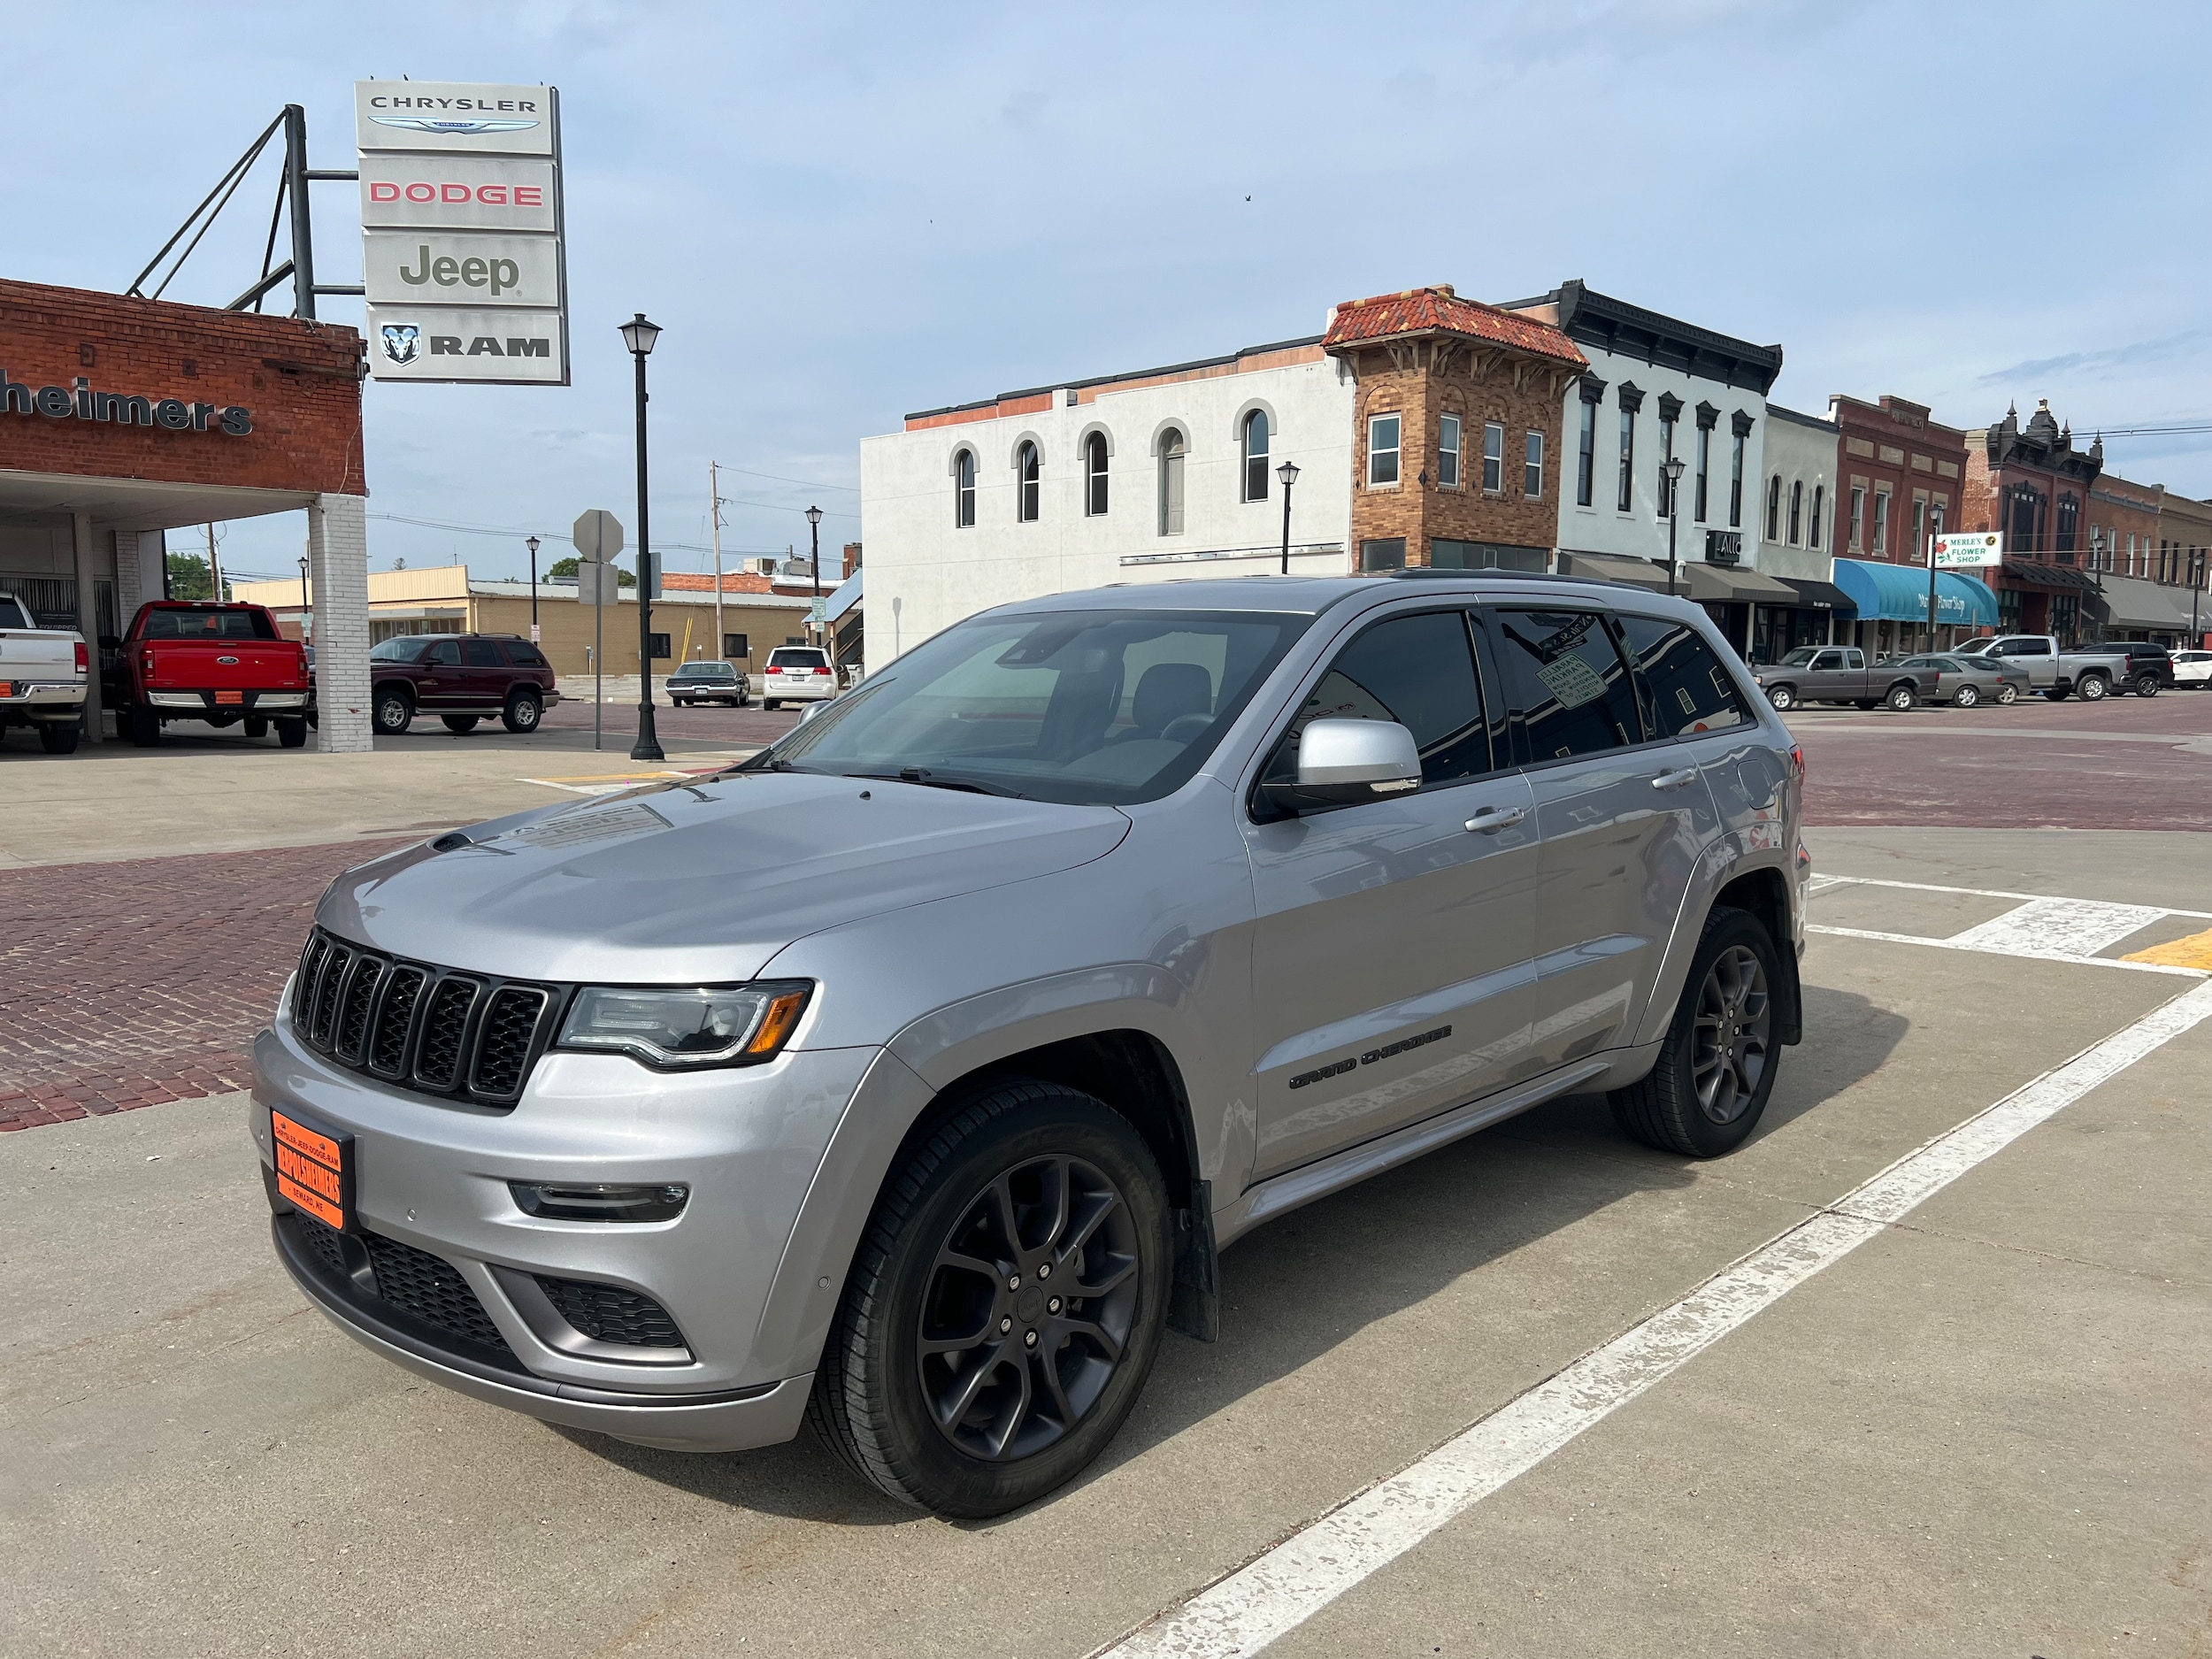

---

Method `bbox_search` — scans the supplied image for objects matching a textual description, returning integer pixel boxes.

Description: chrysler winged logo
[371,115,539,135]
[380,325,421,365]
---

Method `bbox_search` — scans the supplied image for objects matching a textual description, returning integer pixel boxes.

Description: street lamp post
[620,312,664,763]
[297,554,311,638]
[806,504,824,650]
[1662,456,1687,598]
[1276,459,1300,574]
[526,534,541,643]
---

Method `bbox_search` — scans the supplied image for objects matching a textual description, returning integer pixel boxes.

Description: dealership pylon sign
[357,81,569,386]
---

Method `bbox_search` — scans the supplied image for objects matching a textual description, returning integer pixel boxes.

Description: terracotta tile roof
[1324,285,1586,368]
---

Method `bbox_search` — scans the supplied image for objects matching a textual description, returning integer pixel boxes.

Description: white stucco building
[858,336,1355,670]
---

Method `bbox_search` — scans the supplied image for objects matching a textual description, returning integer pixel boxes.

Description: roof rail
[1384,568,1645,591]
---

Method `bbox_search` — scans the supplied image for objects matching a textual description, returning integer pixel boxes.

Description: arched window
[1809,484,1824,549]
[1017,441,1040,523]
[1086,433,1109,517]
[954,449,976,527]
[1242,409,1270,502]
[1158,428,1186,535]
[1787,480,1802,545]
[1765,474,1782,541]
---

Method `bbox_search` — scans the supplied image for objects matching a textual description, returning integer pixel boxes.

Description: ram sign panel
[358,80,567,385]
[364,306,565,384]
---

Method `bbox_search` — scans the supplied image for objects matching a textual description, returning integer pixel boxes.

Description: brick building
[0,277,373,749]
[1825,395,1969,567]
[1318,285,1585,572]
[1959,399,2104,641]
[2087,474,2212,646]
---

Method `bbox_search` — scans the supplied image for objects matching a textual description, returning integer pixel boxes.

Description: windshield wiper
[851,768,1026,799]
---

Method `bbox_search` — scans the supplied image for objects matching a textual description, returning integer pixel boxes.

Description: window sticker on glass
[1536,653,1608,710]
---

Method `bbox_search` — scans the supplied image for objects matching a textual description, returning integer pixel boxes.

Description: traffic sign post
[573,509,623,750]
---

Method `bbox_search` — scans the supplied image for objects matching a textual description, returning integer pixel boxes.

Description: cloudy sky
[10,0,2209,584]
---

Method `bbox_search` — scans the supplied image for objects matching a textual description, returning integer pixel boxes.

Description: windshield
[676,661,733,677]
[744,607,1311,805]
[139,606,278,641]
[1778,648,1819,666]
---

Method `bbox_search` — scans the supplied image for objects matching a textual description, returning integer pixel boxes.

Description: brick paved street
[0,839,403,1130]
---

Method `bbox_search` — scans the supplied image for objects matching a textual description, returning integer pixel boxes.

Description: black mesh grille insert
[372,966,426,1076]
[336,958,383,1063]
[535,1276,687,1348]
[471,987,548,1096]
[311,944,352,1048]
[295,934,328,1024]
[412,977,481,1089]
[361,1232,513,1356]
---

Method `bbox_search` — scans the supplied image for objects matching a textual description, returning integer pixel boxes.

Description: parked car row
[1755,634,2193,713]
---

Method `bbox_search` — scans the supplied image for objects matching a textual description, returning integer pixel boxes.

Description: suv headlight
[557,981,811,1069]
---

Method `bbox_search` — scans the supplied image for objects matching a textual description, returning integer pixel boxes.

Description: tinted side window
[1615,613,1749,737]
[463,639,504,667]
[1269,610,1490,787]
[508,642,549,668]
[425,639,462,666]
[1491,609,1642,762]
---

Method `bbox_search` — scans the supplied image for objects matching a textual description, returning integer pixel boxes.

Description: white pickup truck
[1949,634,2136,702]
[0,593,87,753]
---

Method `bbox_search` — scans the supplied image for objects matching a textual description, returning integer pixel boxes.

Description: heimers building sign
[2,369,250,434]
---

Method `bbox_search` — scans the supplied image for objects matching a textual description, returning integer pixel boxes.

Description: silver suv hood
[318,772,1132,984]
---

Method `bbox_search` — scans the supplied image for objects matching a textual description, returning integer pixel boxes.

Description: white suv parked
[761,645,836,709]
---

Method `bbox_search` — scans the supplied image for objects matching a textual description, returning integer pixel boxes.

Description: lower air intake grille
[295,1212,351,1282]
[360,1231,513,1356]
[535,1276,687,1348]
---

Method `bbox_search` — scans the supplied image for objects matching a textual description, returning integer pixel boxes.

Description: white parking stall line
[1804,879,2211,977]
[1813,875,2212,921]
[1095,979,2212,1659]
[1804,924,2207,978]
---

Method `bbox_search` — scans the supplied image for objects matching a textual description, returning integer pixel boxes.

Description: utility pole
[710,460,726,665]
[205,524,224,602]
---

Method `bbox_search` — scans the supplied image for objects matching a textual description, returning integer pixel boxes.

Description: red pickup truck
[104,602,312,747]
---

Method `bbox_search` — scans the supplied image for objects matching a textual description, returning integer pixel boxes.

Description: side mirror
[1261,718,1423,813]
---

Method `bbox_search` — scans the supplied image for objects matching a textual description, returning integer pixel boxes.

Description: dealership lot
[3,711,2209,1656]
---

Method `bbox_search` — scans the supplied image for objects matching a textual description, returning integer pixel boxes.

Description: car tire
[127,705,161,746]
[1765,684,1796,712]
[2043,687,2070,702]
[2134,674,2160,698]
[1609,905,1781,1159]
[1952,683,1980,708]
[245,715,270,739]
[373,688,414,734]
[1885,682,1916,711]
[275,717,308,749]
[441,713,480,733]
[764,699,780,711]
[808,1079,1171,1519]
[2077,673,2109,702]
[502,689,542,733]
[1995,683,2019,705]
[38,721,80,755]
[1853,698,1878,710]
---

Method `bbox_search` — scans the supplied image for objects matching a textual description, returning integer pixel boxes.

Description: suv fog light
[509,1181,690,1223]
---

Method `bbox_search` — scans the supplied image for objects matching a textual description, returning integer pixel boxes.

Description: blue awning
[1831,558,1998,627]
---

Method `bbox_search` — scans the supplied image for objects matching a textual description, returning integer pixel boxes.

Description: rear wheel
[2134,673,2161,698]
[275,717,308,749]
[373,687,414,733]
[764,699,780,711]
[38,721,80,755]
[441,712,480,733]
[127,705,161,746]
[1995,683,2019,705]
[2078,673,2109,702]
[1885,682,1916,711]
[1765,684,1796,712]
[809,1080,1171,1518]
[1951,683,1980,708]
[1610,906,1780,1158]
[502,689,542,733]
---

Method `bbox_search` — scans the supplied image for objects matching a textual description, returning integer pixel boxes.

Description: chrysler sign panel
[358,81,567,385]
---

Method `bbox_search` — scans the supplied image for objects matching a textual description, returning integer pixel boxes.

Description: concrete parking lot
[3,695,2208,1656]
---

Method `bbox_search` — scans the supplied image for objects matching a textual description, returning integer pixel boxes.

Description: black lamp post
[806,503,824,648]
[526,534,541,643]
[620,312,664,762]
[297,554,311,634]
[1662,456,1687,598]
[1276,459,1300,574]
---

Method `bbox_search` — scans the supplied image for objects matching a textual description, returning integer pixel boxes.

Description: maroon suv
[368,634,561,735]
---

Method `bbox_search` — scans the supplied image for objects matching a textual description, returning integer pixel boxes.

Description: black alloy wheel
[373,688,413,733]
[503,689,542,733]
[1952,683,1980,708]
[2134,673,2161,698]
[1610,905,1781,1158]
[810,1080,1170,1517]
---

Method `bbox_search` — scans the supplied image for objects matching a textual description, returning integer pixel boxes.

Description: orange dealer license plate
[273,1108,353,1231]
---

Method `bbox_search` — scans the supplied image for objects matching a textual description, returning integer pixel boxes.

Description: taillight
[142,649,156,678]
[1790,743,1805,785]
[814,666,831,676]
[74,641,88,674]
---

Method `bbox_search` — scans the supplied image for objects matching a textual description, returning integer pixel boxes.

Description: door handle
[1651,767,1701,792]
[1464,804,1528,833]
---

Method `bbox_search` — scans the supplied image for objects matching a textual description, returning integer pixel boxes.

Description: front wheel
[1765,684,1796,712]
[502,689,542,733]
[2077,673,2109,703]
[1885,682,1917,711]
[373,688,413,733]
[1951,683,1980,709]
[809,1080,1171,1518]
[2133,674,2161,698]
[1610,906,1780,1158]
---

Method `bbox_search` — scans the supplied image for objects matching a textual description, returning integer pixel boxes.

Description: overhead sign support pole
[284,104,317,319]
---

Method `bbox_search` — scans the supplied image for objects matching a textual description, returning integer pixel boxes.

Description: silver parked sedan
[1894,653,2027,707]
[255,573,1809,1517]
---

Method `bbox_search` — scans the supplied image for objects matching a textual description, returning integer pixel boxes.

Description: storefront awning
[1772,576,1856,612]
[1557,550,1671,591]
[1681,563,1798,603]
[2000,558,2100,592]
[2097,572,2202,632]
[1832,558,1998,627]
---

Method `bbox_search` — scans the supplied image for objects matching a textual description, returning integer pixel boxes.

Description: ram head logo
[380,325,420,365]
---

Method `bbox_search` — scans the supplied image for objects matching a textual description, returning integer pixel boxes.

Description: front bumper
[251,1008,879,1449]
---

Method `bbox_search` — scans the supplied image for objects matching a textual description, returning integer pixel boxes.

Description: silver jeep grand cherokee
[255,572,1808,1517]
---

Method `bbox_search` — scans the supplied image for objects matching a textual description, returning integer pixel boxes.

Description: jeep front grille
[291,926,560,1107]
